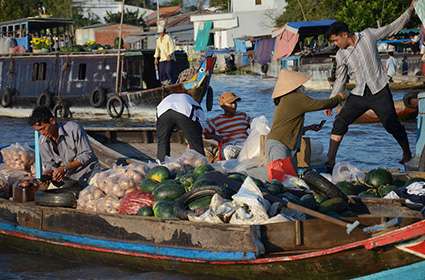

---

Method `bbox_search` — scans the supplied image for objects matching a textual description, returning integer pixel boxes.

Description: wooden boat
[346,80,425,91]
[336,93,418,124]
[0,196,423,279]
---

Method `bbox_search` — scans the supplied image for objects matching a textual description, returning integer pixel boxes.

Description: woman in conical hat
[267,70,345,169]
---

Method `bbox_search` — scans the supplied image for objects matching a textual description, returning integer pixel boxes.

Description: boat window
[255,0,262,5]
[32,62,47,81]
[78,63,87,80]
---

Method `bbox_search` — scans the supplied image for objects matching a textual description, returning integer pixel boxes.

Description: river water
[0,74,418,279]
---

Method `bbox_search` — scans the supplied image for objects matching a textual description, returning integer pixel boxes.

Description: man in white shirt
[386,51,398,82]
[156,93,206,161]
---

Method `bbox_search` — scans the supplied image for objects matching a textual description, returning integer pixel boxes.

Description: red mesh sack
[118,190,154,215]
[267,157,297,182]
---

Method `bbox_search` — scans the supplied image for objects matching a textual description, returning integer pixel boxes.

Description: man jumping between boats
[325,1,417,172]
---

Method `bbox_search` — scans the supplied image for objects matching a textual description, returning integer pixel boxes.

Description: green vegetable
[403,177,425,187]
[178,173,196,192]
[152,181,185,201]
[313,193,328,204]
[300,194,317,209]
[358,189,379,198]
[192,177,218,189]
[188,196,212,210]
[265,180,284,195]
[147,166,171,183]
[227,172,247,183]
[153,201,176,219]
[366,168,393,188]
[378,185,398,197]
[319,197,347,213]
[193,164,214,178]
[137,206,154,216]
[139,178,159,193]
[336,181,367,195]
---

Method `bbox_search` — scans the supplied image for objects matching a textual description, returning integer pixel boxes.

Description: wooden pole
[296,0,307,21]
[115,0,125,95]
[156,0,160,24]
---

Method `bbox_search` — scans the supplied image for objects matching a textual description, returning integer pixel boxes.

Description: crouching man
[29,106,99,188]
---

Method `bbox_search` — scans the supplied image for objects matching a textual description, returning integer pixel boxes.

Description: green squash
[266,180,284,195]
[378,185,398,197]
[188,196,212,210]
[227,172,247,183]
[137,206,154,217]
[153,201,176,219]
[366,168,393,188]
[358,189,379,198]
[300,194,317,209]
[139,178,159,193]
[147,166,171,183]
[319,197,347,213]
[336,181,367,195]
[193,164,215,178]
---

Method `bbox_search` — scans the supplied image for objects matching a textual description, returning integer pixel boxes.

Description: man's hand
[52,166,66,182]
[324,109,333,116]
[410,0,416,10]
[336,92,347,101]
[166,55,171,61]
[154,58,159,65]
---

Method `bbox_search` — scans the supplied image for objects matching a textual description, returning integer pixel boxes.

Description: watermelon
[153,201,176,219]
[193,164,214,178]
[147,166,171,183]
[266,180,284,195]
[300,194,317,209]
[403,177,425,187]
[152,181,185,201]
[137,206,154,216]
[358,189,379,198]
[366,168,393,188]
[139,178,159,193]
[319,197,347,213]
[336,181,367,195]
[313,193,327,204]
[378,185,398,197]
[282,192,301,204]
[192,177,218,189]
[178,173,196,192]
[188,196,212,210]
[227,172,247,183]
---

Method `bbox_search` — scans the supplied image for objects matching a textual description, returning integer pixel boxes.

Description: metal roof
[286,19,336,30]
[0,17,73,26]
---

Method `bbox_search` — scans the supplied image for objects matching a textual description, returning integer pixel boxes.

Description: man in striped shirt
[325,1,416,171]
[204,92,251,160]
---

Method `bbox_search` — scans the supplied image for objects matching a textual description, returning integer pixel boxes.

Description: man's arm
[39,143,56,175]
[302,94,344,113]
[154,38,160,62]
[167,36,176,60]
[369,4,415,40]
[73,124,97,167]
[330,53,348,98]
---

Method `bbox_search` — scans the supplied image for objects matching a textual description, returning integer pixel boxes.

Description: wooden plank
[0,199,42,229]
[40,207,262,254]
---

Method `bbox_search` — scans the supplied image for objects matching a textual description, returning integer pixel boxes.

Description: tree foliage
[72,6,101,28]
[0,0,72,21]
[104,9,147,27]
[276,0,418,32]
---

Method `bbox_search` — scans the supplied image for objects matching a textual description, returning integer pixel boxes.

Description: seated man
[29,106,99,187]
[156,92,206,162]
[204,92,250,160]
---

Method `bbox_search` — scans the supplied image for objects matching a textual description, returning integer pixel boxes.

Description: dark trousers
[157,110,205,161]
[159,60,175,83]
[332,85,408,146]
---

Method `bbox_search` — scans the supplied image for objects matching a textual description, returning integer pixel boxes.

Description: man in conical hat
[154,20,176,84]
[267,70,345,167]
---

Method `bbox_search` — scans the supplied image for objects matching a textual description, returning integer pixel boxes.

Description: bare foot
[399,152,412,164]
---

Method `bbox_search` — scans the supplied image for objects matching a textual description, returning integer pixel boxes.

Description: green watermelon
[153,201,176,219]
[152,181,185,201]
[403,177,425,187]
[313,193,328,204]
[319,197,347,213]
[227,172,247,183]
[193,164,214,178]
[147,166,171,183]
[139,178,159,193]
[300,194,317,209]
[378,185,398,197]
[265,180,284,195]
[282,192,301,204]
[178,173,196,192]
[336,181,367,195]
[366,168,393,188]
[358,189,379,198]
[137,206,154,216]
[192,177,218,189]
[188,196,212,210]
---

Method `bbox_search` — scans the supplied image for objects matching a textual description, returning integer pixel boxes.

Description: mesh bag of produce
[118,189,154,215]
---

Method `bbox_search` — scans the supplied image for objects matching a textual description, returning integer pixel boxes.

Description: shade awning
[194,20,212,52]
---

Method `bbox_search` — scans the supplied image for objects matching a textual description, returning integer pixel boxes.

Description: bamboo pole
[115,0,125,95]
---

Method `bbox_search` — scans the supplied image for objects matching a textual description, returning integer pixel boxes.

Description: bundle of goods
[0,143,34,171]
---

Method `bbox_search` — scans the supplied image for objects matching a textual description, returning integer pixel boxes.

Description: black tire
[206,86,213,112]
[89,88,107,108]
[107,95,125,118]
[174,186,232,220]
[0,88,14,108]
[36,91,53,108]
[403,92,418,109]
[53,102,71,119]
[302,169,348,201]
[35,186,82,208]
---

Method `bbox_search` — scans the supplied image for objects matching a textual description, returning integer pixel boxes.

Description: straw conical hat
[272,70,310,99]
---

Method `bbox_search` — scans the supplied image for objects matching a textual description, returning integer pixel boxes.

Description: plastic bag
[175,149,208,167]
[238,116,270,161]
[332,162,365,183]
[77,185,106,212]
[267,157,297,181]
[95,195,121,214]
[118,190,154,215]
[0,143,34,171]
[230,177,270,224]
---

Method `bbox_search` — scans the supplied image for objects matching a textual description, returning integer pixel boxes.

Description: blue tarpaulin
[287,19,336,30]
[234,39,247,53]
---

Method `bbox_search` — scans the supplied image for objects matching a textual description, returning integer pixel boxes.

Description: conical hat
[272,70,310,99]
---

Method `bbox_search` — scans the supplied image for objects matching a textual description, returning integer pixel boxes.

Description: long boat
[0,196,423,279]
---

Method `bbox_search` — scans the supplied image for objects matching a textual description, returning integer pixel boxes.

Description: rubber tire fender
[302,169,348,201]
[34,185,82,208]
[107,95,125,118]
[402,92,418,109]
[0,88,14,108]
[36,91,53,108]
[174,185,233,220]
[206,86,213,112]
[89,87,107,108]
[53,102,71,119]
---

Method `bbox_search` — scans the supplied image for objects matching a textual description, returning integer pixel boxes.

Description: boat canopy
[273,19,336,60]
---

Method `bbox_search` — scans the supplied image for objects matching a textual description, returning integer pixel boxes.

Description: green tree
[104,9,147,27]
[72,6,101,28]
